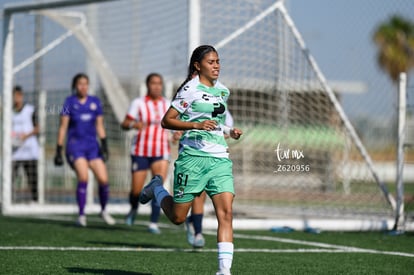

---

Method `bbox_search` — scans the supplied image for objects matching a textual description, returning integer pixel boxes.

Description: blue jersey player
[54,73,115,227]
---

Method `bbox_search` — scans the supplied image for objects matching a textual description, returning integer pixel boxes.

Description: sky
[1,0,414,124]
[287,0,414,121]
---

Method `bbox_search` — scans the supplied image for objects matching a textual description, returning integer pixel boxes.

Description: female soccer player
[54,73,115,227]
[139,45,242,275]
[121,73,171,234]
[185,110,234,248]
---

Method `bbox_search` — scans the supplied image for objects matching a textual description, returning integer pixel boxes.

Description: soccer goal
[1,0,397,230]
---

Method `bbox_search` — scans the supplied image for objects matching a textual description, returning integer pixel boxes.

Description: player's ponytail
[173,45,217,99]
[173,72,194,100]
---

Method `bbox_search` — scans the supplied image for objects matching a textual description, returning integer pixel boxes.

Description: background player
[12,85,39,202]
[139,45,242,275]
[121,73,171,234]
[54,73,115,227]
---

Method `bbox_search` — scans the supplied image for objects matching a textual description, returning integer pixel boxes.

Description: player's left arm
[230,128,242,140]
[96,115,106,139]
[221,93,241,140]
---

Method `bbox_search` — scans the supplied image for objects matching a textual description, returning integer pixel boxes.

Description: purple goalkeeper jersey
[61,95,103,145]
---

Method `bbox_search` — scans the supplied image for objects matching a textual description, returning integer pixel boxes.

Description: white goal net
[1,0,396,230]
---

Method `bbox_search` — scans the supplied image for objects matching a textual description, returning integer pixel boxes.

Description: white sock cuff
[218,242,234,258]
[218,242,234,250]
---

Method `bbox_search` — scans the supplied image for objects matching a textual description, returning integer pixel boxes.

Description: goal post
[1,0,398,230]
[394,72,408,231]
[2,11,14,214]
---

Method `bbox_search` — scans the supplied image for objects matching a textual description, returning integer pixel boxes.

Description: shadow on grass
[1,216,135,232]
[86,240,184,249]
[69,224,135,232]
[66,267,151,275]
[86,241,191,252]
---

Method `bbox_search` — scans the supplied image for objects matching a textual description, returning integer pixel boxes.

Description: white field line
[0,246,413,258]
[0,247,338,253]
[207,231,414,258]
[6,216,414,258]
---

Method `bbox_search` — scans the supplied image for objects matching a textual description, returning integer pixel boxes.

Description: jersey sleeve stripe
[126,114,135,120]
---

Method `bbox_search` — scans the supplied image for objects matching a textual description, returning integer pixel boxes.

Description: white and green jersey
[171,76,230,158]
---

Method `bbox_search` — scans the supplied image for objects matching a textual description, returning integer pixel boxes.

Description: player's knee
[224,208,233,221]
[218,208,233,223]
[172,215,186,225]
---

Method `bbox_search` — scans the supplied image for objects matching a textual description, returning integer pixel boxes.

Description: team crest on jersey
[180,100,188,108]
[90,102,97,111]
[176,187,185,198]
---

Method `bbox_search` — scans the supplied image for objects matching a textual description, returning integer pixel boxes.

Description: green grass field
[1,214,414,275]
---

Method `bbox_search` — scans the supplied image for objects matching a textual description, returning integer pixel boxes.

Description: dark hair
[146,72,163,86]
[71,73,89,94]
[13,85,23,94]
[146,72,163,96]
[174,45,217,98]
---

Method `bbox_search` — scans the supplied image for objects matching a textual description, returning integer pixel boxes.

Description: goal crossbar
[3,0,118,15]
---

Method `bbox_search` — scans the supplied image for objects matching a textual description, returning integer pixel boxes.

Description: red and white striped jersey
[126,95,170,157]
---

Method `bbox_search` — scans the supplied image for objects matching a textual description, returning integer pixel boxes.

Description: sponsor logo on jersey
[180,100,188,108]
[202,94,214,101]
[176,186,185,198]
[90,102,97,111]
[80,113,92,121]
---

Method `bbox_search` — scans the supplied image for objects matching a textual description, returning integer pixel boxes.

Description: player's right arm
[161,106,216,131]
[120,98,144,131]
[54,115,69,166]
[162,86,216,131]
[57,116,69,147]
[55,98,71,166]
[120,116,144,131]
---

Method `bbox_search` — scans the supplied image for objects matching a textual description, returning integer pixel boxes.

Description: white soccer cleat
[148,223,161,234]
[100,210,116,225]
[139,175,163,204]
[215,269,231,275]
[77,215,87,227]
[193,233,205,248]
[185,219,195,246]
